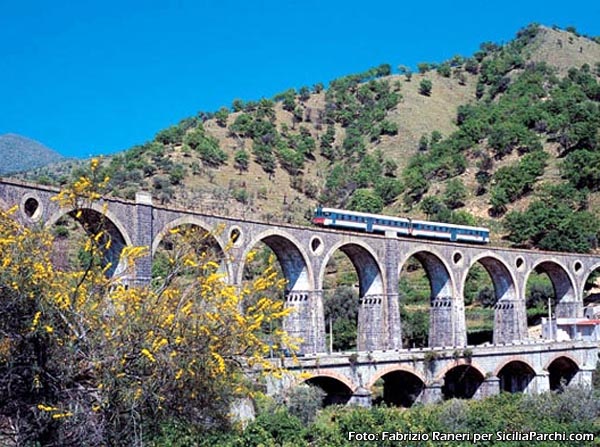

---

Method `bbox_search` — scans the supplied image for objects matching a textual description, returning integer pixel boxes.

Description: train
[312,206,490,244]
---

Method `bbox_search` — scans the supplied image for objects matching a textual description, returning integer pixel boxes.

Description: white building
[542,317,600,342]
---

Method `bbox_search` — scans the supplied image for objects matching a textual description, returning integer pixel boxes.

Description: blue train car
[313,207,489,244]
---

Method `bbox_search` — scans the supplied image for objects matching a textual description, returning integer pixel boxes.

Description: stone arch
[434,359,487,384]
[367,365,425,407]
[319,240,384,297]
[301,373,355,406]
[240,230,317,352]
[524,259,578,318]
[240,229,313,291]
[545,355,579,391]
[582,261,600,307]
[320,240,385,351]
[465,253,518,303]
[299,370,357,393]
[398,247,455,347]
[152,216,232,282]
[495,359,536,393]
[439,363,486,400]
[46,205,132,277]
[464,253,523,344]
[398,246,454,302]
[366,364,426,389]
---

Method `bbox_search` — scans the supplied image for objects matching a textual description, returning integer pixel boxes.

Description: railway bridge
[1,178,598,404]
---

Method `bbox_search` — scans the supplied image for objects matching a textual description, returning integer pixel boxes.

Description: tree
[398,65,412,81]
[184,127,228,167]
[231,98,245,112]
[561,149,600,191]
[504,184,600,252]
[298,86,310,102]
[418,134,429,151]
[0,161,295,444]
[347,188,384,213]
[443,178,467,209]
[420,195,445,219]
[419,79,432,96]
[215,107,229,127]
[234,149,250,174]
[155,125,185,145]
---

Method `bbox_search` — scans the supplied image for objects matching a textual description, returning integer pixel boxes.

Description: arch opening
[372,371,424,407]
[253,235,310,293]
[464,256,519,345]
[525,270,556,340]
[528,262,577,322]
[583,267,600,319]
[51,208,127,277]
[322,243,384,352]
[442,365,484,400]
[242,235,312,351]
[498,361,535,393]
[304,376,352,407]
[399,251,453,348]
[548,357,579,391]
[152,224,227,288]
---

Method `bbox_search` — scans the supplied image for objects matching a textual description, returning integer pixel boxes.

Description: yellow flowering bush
[0,160,296,446]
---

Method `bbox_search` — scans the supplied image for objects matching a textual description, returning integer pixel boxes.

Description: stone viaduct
[1,178,598,405]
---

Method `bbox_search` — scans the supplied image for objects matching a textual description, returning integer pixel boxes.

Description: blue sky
[1,0,599,158]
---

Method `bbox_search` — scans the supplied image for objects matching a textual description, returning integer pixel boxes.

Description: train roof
[317,207,489,232]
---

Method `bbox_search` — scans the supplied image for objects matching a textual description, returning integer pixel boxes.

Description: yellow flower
[141,348,156,363]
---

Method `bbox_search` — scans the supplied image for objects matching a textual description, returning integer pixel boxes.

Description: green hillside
[0,133,64,175]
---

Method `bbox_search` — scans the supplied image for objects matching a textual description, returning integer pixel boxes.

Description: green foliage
[489,150,548,214]
[488,122,542,157]
[192,384,600,447]
[155,124,185,145]
[284,385,325,425]
[323,286,358,351]
[347,188,383,213]
[214,107,229,127]
[233,149,250,174]
[274,88,296,112]
[419,78,432,96]
[320,125,336,159]
[184,126,228,167]
[443,178,467,209]
[374,178,403,205]
[400,304,429,348]
[561,149,600,190]
[504,183,599,252]
[437,63,451,77]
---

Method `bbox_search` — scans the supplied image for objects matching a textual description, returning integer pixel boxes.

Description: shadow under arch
[302,374,354,406]
[545,355,579,391]
[440,363,485,400]
[152,216,232,283]
[524,260,579,319]
[320,240,385,351]
[464,253,522,344]
[495,359,536,393]
[368,366,425,407]
[398,247,455,348]
[46,205,132,278]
